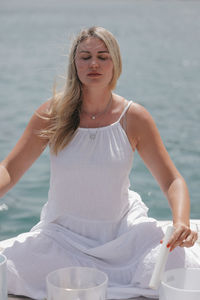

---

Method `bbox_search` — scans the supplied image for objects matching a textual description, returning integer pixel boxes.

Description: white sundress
[1,101,200,300]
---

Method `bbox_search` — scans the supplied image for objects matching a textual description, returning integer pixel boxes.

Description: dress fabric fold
[1,101,200,300]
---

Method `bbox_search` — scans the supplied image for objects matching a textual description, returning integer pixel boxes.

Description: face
[75,37,114,89]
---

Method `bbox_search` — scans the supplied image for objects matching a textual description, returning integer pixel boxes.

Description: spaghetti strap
[118,101,132,122]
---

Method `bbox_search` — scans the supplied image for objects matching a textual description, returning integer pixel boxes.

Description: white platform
[8,296,149,300]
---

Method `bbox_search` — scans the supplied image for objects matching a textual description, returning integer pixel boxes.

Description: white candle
[149,225,174,290]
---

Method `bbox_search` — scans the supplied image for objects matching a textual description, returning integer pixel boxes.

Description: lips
[87,73,102,76]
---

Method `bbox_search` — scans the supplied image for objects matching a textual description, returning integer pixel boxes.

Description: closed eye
[80,56,109,61]
[98,56,108,60]
[81,56,91,60]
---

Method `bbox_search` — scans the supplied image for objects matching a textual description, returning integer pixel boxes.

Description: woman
[0,26,199,299]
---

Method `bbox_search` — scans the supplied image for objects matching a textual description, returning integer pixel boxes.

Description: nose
[89,58,99,69]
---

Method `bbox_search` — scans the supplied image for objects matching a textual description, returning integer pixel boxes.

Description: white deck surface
[8,296,150,300]
[6,220,200,300]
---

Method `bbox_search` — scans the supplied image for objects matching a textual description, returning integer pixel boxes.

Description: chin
[82,79,111,89]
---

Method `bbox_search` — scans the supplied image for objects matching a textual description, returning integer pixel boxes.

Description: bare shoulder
[35,98,53,117]
[125,101,162,150]
[30,98,53,131]
[127,102,155,129]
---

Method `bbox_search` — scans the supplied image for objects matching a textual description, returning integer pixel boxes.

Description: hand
[161,223,198,252]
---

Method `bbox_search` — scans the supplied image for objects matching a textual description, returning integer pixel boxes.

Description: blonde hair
[41,26,122,154]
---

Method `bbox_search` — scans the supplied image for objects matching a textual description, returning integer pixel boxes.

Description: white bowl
[46,267,108,300]
[160,268,200,300]
[0,253,7,300]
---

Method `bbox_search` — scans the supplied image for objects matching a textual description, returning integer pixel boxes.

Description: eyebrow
[79,50,109,54]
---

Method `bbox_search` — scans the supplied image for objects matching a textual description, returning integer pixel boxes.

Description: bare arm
[0,100,51,198]
[127,103,198,250]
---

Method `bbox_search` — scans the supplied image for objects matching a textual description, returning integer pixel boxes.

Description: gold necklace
[82,94,112,120]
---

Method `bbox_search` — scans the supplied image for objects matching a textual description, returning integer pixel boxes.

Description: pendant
[90,133,97,140]
[91,116,96,120]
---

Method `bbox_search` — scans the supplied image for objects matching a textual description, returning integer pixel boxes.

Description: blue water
[0,0,200,240]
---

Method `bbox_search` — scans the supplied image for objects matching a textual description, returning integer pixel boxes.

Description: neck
[82,88,112,114]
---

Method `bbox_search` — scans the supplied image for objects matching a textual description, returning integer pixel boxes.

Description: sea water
[0,0,200,240]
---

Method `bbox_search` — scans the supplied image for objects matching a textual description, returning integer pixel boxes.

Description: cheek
[105,61,114,76]
[75,60,87,77]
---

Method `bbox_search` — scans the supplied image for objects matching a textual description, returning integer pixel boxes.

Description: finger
[169,226,191,245]
[180,237,193,248]
[176,229,191,245]
[180,231,198,248]
[167,232,182,250]
[192,230,198,242]
[167,227,191,250]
